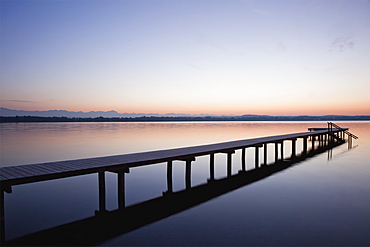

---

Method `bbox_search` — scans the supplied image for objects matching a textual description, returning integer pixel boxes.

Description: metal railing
[328,122,358,139]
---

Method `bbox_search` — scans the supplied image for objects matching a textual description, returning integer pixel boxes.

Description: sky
[1,0,370,116]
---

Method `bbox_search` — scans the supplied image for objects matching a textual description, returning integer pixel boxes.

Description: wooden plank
[0,169,23,179]
[36,160,97,172]
[16,164,63,175]
[11,165,50,176]
[1,167,33,177]
[21,163,75,176]
[40,163,78,172]
[0,173,11,180]
[30,164,63,174]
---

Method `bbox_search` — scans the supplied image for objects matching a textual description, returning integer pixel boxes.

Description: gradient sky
[1,0,369,115]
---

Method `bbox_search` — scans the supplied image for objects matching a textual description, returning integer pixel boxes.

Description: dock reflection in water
[5,141,344,246]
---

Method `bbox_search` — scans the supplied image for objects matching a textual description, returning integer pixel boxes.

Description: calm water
[1,121,370,246]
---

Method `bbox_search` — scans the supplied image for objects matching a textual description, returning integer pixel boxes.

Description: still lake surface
[1,121,369,246]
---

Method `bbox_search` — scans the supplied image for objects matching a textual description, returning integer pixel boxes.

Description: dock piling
[303,137,308,153]
[274,142,279,163]
[209,154,215,181]
[291,139,297,158]
[241,148,246,171]
[185,158,195,190]
[165,161,173,194]
[312,135,315,150]
[280,141,284,161]
[263,144,268,165]
[98,171,106,213]
[255,146,260,168]
[227,151,234,177]
[117,170,126,209]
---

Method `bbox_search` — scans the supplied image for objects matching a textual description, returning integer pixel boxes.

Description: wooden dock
[4,141,344,246]
[0,123,357,243]
[0,128,349,188]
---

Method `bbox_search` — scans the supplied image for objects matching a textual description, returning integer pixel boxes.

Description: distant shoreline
[1,115,370,123]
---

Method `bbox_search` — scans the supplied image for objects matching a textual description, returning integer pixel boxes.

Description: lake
[1,121,369,246]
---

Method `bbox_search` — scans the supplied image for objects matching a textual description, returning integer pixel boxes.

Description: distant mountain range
[1,107,369,122]
[0,107,213,118]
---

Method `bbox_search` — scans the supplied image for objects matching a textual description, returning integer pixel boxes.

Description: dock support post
[117,170,126,209]
[98,171,106,213]
[311,135,315,150]
[291,139,296,158]
[274,142,279,163]
[241,148,246,171]
[220,150,235,177]
[227,152,233,177]
[109,168,130,209]
[186,160,191,190]
[209,154,215,181]
[185,158,195,190]
[280,141,284,161]
[263,144,267,165]
[303,137,308,153]
[166,161,173,193]
[255,146,260,168]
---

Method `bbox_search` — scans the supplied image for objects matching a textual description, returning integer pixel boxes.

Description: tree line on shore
[1,115,369,122]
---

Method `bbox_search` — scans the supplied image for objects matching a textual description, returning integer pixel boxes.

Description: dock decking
[0,128,346,188]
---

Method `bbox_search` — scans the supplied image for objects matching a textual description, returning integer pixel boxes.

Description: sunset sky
[1,0,369,116]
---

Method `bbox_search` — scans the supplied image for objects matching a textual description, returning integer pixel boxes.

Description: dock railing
[328,122,358,148]
[328,122,358,139]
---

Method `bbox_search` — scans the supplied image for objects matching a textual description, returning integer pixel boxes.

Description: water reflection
[5,141,344,246]
[0,122,338,167]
